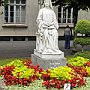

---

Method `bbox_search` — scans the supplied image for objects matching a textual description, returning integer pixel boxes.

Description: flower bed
[42,67,85,89]
[0,56,90,90]
[0,59,44,86]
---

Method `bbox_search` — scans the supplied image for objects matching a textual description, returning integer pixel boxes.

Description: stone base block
[34,49,64,59]
[31,54,67,70]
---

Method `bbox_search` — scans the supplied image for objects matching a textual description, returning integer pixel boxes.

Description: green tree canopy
[75,20,90,34]
[53,0,90,26]
[74,19,90,52]
[53,0,90,10]
[0,0,8,6]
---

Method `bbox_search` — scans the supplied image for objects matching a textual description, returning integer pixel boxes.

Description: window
[4,0,26,24]
[58,6,73,23]
[51,0,73,24]
[51,0,55,5]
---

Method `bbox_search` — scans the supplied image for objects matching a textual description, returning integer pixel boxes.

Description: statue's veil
[42,0,53,9]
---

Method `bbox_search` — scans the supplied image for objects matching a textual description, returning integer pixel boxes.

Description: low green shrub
[74,38,90,46]
[74,37,90,52]
[74,51,90,60]
[67,56,89,67]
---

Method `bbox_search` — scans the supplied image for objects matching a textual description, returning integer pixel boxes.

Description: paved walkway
[0,41,90,58]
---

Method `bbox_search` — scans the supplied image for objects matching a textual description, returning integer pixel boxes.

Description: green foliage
[0,58,29,66]
[49,66,75,80]
[12,66,34,79]
[1,59,35,79]
[74,51,90,60]
[74,20,90,52]
[75,20,90,34]
[6,59,24,67]
[53,0,90,10]
[67,56,89,67]
[53,0,90,26]
[74,37,90,46]
[0,0,8,6]
[0,58,15,66]
[4,0,8,3]
[86,66,90,76]
[5,59,35,79]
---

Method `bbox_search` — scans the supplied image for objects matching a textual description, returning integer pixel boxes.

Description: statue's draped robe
[36,8,61,53]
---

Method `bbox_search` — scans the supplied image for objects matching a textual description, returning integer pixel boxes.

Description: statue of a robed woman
[36,0,62,54]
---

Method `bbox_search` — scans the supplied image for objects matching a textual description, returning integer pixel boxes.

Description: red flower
[39,68,44,73]
[55,84,61,89]
[71,83,76,87]
[61,80,66,85]
[42,74,50,81]
[84,61,90,67]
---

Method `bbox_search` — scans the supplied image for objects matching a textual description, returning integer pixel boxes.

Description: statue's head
[43,0,53,9]
[44,0,50,7]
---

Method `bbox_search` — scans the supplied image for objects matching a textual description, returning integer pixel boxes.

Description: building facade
[0,0,90,41]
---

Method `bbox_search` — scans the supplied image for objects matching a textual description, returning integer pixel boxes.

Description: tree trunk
[73,4,78,48]
[82,45,84,52]
[73,4,78,27]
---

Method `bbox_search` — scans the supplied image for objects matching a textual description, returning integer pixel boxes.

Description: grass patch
[0,58,15,66]
[0,57,31,66]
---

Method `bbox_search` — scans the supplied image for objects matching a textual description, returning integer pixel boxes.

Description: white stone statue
[36,0,61,54]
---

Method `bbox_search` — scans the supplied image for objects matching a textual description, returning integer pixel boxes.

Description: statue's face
[44,1,50,7]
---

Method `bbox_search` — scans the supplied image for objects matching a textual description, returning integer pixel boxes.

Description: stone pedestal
[34,49,64,59]
[31,50,67,69]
